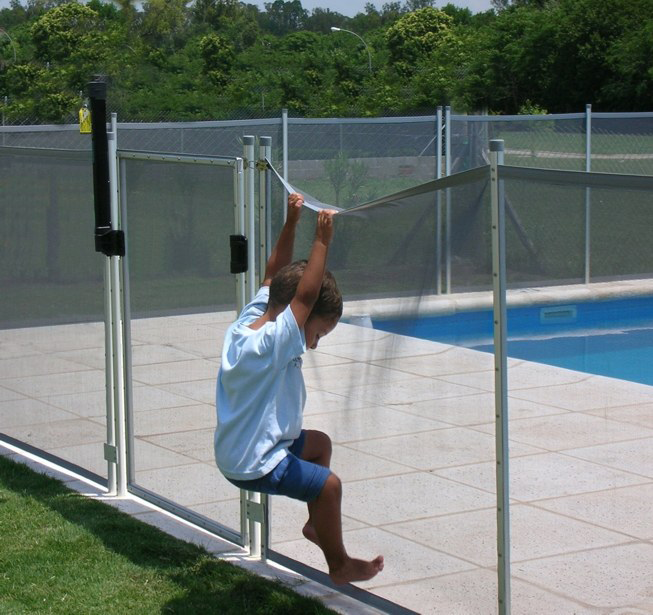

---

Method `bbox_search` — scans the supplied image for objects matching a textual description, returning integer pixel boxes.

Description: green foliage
[200,32,235,86]
[30,2,100,62]
[0,0,651,122]
[263,0,307,35]
[385,7,453,69]
[141,0,188,49]
[518,99,547,114]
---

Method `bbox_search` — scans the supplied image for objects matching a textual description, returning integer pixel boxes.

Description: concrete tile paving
[1,310,653,615]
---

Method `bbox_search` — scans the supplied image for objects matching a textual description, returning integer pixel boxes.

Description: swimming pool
[373,296,653,386]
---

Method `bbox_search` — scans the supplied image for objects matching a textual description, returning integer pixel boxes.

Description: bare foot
[302,522,320,547]
[329,555,384,585]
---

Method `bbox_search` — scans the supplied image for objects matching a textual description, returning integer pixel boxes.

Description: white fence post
[585,104,592,284]
[107,113,128,497]
[490,139,511,615]
[445,105,452,293]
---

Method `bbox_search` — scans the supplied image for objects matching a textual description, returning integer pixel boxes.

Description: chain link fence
[3,108,652,175]
[450,109,653,176]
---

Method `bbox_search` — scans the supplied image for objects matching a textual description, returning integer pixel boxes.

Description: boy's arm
[290,209,336,329]
[261,193,303,287]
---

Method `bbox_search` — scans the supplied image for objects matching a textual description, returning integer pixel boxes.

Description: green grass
[0,455,336,615]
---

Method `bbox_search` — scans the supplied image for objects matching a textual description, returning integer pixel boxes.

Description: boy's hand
[287,192,304,224]
[315,209,337,246]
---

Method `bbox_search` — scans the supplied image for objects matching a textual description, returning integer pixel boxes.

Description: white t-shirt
[214,286,307,480]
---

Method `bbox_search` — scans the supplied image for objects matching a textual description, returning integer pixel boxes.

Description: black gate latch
[230,234,248,274]
[95,226,126,257]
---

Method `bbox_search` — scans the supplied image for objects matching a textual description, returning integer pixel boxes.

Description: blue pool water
[373,296,653,386]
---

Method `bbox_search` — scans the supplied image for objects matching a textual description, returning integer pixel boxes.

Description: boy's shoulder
[238,286,270,321]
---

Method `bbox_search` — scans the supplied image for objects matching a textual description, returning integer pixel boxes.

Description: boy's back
[215,285,306,480]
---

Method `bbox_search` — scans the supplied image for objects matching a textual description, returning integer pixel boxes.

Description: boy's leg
[309,472,384,584]
[299,429,332,468]
[298,431,384,584]
[298,429,332,545]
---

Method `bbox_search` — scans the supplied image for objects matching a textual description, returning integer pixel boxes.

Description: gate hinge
[255,160,269,172]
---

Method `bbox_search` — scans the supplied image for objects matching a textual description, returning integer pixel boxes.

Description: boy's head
[269,260,343,348]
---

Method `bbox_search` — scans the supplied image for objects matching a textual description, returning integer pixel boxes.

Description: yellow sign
[79,106,91,134]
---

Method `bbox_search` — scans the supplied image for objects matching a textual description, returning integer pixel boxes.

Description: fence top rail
[593,111,653,119]
[0,123,83,133]
[287,115,436,125]
[501,164,653,190]
[116,118,282,130]
[3,111,653,133]
[117,149,241,167]
[451,113,586,122]
[0,144,89,159]
[0,118,283,133]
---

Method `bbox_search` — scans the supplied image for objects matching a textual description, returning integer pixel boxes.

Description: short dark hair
[269,260,343,320]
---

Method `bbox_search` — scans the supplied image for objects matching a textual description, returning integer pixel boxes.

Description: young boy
[215,193,384,585]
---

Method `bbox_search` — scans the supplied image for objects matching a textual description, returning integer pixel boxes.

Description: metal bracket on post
[490,139,511,615]
[103,443,117,463]
[246,499,266,524]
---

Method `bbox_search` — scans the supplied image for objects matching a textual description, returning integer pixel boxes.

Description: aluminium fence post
[243,135,262,557]
[282,108,289,223]
[233,155,249,545]
[445,105,452,293]
[103,220,116,495]
[436,106,443,295]
[257,135,273,560]
[490,139,511,615]
[244,136,256,299]
[259,137,272,279]
[585,104,592,284]
[235,157,246,312]
[108,113,128,497]
[118,150,136,487]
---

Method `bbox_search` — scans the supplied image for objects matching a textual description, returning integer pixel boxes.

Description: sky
[0,0,495,15]
[250,1,494,16]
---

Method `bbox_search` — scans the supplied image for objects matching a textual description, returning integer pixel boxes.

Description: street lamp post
[330,27,372,74]
[0,28,17,65]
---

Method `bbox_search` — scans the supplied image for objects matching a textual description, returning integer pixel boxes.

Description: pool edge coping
[342,278,653,320]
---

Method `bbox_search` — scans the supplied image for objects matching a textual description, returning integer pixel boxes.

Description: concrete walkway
[1,287,653,614]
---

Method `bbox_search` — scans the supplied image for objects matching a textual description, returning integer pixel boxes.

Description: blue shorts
[226,431,331,503]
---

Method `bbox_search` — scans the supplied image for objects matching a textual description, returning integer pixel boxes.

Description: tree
[30,2,100,62]
[385,7,453,74]
[263,0,307,35]
[545,0,650,111]
[404,0,435,10]
[199,33,234,86]
[461,5,556,113]
[304,8,347,33]
[604,17,653,110]
[141,0,188,49]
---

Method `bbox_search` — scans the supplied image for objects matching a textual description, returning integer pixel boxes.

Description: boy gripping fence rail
[215,192,384,585]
